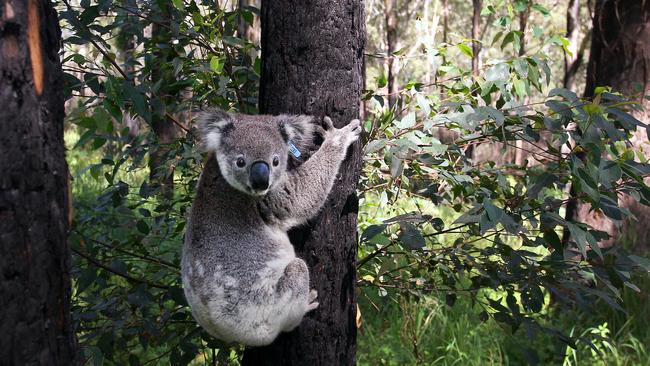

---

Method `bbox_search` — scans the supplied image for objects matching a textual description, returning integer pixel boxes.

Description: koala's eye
[272,155,280,167]
[236,157,246,168]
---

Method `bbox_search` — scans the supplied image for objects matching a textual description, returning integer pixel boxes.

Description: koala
[181,108,361,346]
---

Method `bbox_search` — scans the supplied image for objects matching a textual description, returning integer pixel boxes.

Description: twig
[72,248,170,289]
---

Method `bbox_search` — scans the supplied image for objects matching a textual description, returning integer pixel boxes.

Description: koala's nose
[250,161,270,190]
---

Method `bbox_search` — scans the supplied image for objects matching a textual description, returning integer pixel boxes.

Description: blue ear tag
[288,141,301,158]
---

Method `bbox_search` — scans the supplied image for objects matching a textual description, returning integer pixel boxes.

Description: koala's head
[198,108,315,197]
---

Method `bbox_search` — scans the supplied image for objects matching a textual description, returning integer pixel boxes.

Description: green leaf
[361,225,387,242]
[210,56,224,73]
[222,36,246,47]
[398,223,425,250]
[396,112,416,129]
[531,4,550,16]
[172,0,184,10]
[416,93,431,116]
[629,255,650,271]
[457,42,474,58]
[377,73,387,88]
[136,220,150,235]
[513,78,527,99]
[364,139,386,154]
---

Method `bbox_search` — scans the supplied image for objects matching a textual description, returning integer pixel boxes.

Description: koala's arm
[258,118,361,229]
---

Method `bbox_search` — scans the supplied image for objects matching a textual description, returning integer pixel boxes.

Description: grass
[357,275,650,366]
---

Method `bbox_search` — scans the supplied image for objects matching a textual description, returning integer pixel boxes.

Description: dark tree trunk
[149,3,177,199]
[518,3,530,57]
[0,0,76,364]
[384,0,398,109]
[241,1,365,365]
[567,0,650,249]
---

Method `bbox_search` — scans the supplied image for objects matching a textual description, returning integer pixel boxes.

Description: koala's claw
[346,119,361,133]
[323,116,335,130]
[306,289,319,311]
[309,289,318,302]
[321,117,362,148]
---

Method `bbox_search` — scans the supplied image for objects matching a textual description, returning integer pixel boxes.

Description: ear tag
[288,141,301,158]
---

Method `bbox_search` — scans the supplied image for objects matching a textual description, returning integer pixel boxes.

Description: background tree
[242,1,365,365]
[51,0,650,364]
[567,0,650,249]
[0,0,76,364]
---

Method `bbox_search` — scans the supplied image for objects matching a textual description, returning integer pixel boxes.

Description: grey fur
[182,109,361,346]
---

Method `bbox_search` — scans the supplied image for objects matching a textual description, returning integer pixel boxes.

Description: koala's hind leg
[276,258,318,332]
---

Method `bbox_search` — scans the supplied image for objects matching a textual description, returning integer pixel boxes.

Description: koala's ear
[197,108,234,151]
[277,115,316,156]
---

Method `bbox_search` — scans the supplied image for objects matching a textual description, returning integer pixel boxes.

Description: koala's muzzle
[250,161,270,190]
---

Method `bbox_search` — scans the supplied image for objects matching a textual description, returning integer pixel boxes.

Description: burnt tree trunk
[149,3,177,199]
[0,0,76,364]
[567,0,650,249]
[241,1,365,365]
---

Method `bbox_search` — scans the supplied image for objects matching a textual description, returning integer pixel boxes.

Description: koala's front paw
[307,289,319,311]
[322,116,362,148]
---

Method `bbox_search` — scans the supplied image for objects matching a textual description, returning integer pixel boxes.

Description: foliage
[358,1,650,363]
[57,0,649,365]
[60,0,256,364]
[358,276,650,365]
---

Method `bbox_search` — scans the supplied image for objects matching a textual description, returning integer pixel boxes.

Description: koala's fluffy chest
[184,220,295,300]
[182,223,296,341]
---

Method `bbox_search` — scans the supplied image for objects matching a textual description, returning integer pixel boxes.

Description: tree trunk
[384,0,398,109]
[568,0,650,249]
[0,0,76,364]
[118,0,140,139]
[514,4,531,166]
[563,0,585,90]
[149,3,177,199]
[471,0,482,76]
[241,1,364,365]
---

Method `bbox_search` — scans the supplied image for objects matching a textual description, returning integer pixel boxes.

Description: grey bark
[241,0,365,365]
[0,0,76,364]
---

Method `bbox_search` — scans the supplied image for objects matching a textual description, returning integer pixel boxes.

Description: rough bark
[0,0,76,364]
[149,3,177,199]
[567,0,650,249]
[241,0,365,365]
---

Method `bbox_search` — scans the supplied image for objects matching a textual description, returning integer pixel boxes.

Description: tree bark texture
[0,0,76,364]
[241,1,365,365]
[568,0,650,249]
[149,3,177,199]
